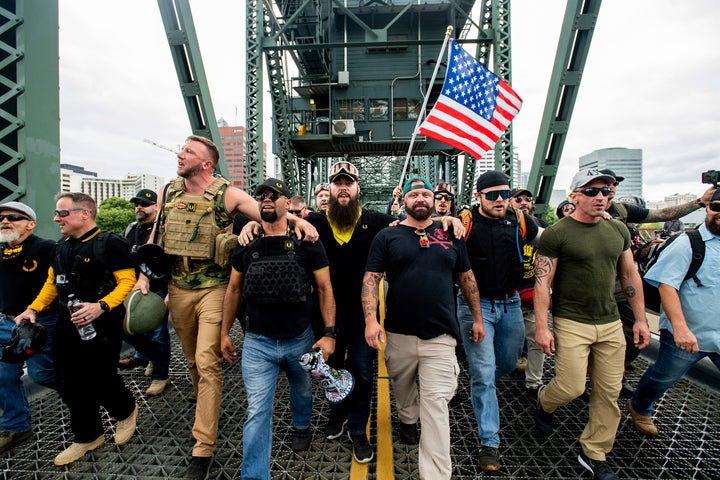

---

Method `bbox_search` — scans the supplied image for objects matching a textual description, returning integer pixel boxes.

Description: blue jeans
[123,312,171,380]
[457,293,524,448]
[241,326,314,480]
[0,313,57,433]
[631,329,720,416]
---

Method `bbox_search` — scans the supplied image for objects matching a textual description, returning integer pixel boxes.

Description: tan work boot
[626,399,659,436]
[114,404,138,445]
[144,361,154,377]
[146,379,170,397]
[54,435,105,466]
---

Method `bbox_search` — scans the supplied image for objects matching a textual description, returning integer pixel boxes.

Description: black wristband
[99,300,110,313]
[323,326,338,339]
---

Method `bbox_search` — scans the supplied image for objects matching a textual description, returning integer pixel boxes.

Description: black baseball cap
[130,189,157,206]
[599,169,625,183]
[253,178,292,198]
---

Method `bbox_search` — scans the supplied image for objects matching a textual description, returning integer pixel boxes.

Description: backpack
[640,229,705,314]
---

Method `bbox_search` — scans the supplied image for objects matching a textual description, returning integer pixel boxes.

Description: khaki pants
[385,333,458,480]
[169,283,227,457]
[539,316,625,461]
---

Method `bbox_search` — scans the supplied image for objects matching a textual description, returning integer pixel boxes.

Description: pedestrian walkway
[1,320,718,479]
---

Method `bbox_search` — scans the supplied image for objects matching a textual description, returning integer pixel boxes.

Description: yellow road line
[350,280,394,480]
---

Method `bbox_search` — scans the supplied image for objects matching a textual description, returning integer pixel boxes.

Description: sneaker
[619,380,635,398]
[183,456,211,480]
[578,451,619,480]
[516,357,527,373]
[146,378,171,396]
[0,429,33,454]
[291,428,311,452]
[114,404,138,445]
[626,399,659,436]
[526,387,539,403]
[144,361,155,377]
[479,445,500,471]
[53,435,105,466]
[533,385,554,435]
[118,357,147,370]
[325,418,348,440]
[187,390,197,403]
[397,422,419,445]
[348,432,374,463]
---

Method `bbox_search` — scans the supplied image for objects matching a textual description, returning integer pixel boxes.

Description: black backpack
[640,229,705,314]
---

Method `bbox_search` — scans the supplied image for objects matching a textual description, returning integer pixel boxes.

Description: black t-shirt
[366,222,470,340]
[232,233,329,339]
[305,209,394,327]
[0,235,56,316]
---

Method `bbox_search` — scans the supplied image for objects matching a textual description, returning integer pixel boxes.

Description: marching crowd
[0,134,717,480]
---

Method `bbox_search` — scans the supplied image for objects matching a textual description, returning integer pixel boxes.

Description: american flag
[419,40,523,159]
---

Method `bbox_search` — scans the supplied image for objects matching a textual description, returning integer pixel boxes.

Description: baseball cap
[476,171,510,192]
[253,177,292,198]
[570,169,617,191]
[434,183,455,195]
[0,201,36,221]
[130,189,157,206]
[402,176,434,196]
[510,187,533,198]
[598,168,625,183]
[328,161,359,183]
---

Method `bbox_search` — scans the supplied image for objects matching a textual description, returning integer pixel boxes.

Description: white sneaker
[54,435,105,466]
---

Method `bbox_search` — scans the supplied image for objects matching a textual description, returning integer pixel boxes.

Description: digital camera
[701,170,719,185]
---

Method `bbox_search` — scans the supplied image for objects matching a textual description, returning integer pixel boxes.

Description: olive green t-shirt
[538,217,630,324]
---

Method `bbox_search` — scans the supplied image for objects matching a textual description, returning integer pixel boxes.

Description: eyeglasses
[434,193,454,201]
[415,229,430,249]
[53,208,84,218]
[328,161,359,180]
[0,214,30,222]
[480,190,511,201]
[709,202,720,212]
[575,187,611,197]
[133,202,154,208]
[254,191,282,201]
[513,195,533,203]
[288,209,303,215]
[314,183,328,195]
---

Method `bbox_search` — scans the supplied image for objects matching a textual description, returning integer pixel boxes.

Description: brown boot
[626,399,658,436]
[54,435,105,466]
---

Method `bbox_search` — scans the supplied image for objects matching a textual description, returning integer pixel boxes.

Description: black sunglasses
[53,208,84,218]
[0,213,30,222]
[513,195,533,203]
[434,193,454,201]
[709,202,720,212]
[288,209,303,215]
[575,187,611,197]
[480,190,511,201]
[254,191,282,201]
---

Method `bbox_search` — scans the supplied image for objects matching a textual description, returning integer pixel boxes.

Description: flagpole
[397,25,453,190]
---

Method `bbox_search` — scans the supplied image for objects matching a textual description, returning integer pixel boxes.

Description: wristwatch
[323,326,338,339]
[98,300,110,313]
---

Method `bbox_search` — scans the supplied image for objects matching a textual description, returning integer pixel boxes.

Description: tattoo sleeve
[534,254,555,294]
[361,272,383,321]
[644,201,699,222]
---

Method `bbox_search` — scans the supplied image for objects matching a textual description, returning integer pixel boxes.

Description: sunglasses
[0,213,30,222]
[575,187,611,197]
[513,195,533,203]
[133,202,154,208]
[53,208,84,218]
[480,190,511,201]
[709,202,720,212]
[434,193,454,201]
[288,209,303,215]
[254,191,282,201]
[329,161,359,179]
[415,229,430,249]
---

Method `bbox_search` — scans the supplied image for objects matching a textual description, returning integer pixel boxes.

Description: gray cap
[569,169,616,191]
[0,201,36,221]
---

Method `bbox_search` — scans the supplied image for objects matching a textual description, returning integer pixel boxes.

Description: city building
[474,150,522,187]
[217,118,267,190]
[61,163,163,205]
[61,164,97,193]
[579,147,642,198]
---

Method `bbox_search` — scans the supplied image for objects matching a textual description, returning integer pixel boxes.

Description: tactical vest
[242,236,311,304]
[161,177,232,260]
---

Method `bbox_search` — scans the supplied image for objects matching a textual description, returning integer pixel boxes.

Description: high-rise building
[473,150,522,188]
[81,174,163,204]
[217,119,267,190]
[578,147,643,198]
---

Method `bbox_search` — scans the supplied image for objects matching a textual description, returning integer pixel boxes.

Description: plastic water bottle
[67,294,96,341]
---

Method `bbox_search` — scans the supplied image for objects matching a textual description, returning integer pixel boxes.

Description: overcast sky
[58,1,719,202]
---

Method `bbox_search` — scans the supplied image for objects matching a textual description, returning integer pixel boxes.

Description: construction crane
[143,138,179,154]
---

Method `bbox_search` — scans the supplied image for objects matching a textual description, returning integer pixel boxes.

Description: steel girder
[527,0,602,217]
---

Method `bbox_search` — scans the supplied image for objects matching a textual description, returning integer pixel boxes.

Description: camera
[701,170,719,185]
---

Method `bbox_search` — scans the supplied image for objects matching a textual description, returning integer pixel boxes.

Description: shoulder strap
[92,230,112,265]
[458,208,473,241]
[124,221,138,238]
[612,202,628,223]
[685,229,705,287]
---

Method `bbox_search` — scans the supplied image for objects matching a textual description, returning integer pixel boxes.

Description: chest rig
[161,177,232,260]
[242,235,311,304]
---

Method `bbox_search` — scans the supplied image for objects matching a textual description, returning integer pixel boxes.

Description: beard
[706,213,720,236]
[327,195,361,228]
[178,164,201,179]
[260,210,278,223]
[406,202,432,221]
[479,201,506,219]
[0,229,20,244]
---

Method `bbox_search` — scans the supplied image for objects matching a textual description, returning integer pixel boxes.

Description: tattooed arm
[642,185,715,222]
[456,269,485,344]
[362,271,385,351]
[533,254,557,354]
[617,248,651,349]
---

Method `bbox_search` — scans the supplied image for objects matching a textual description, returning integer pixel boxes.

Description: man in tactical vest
[133,135,318,480]
[220,177,336,480]
[121,189,171,396]
[0,201,57,454]
[16,193,138,466]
